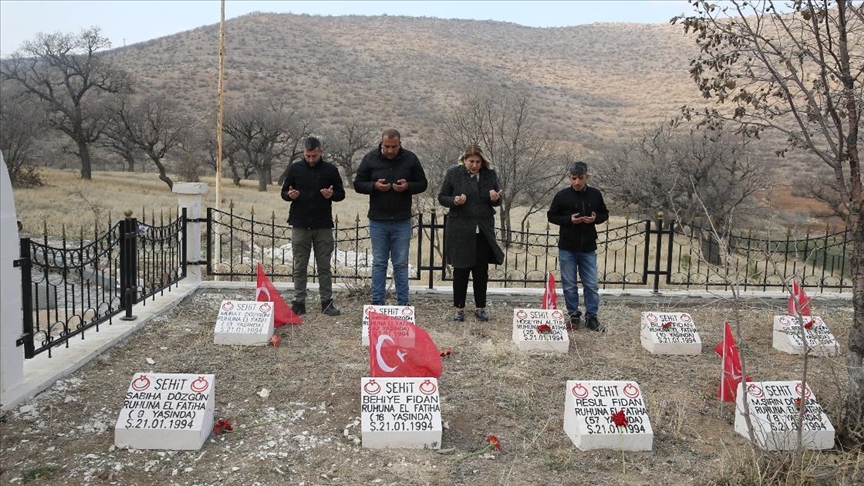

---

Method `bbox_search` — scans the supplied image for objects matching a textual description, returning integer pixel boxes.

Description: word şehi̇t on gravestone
[361,305,415,347]
[735,381,834,451]
[360,377,441,449]
[563,380,654,451]
[511,308,569,354]
[640,311,701,355]
[114,373,215,450]
[213,300,274,346]
[772,315,839,357]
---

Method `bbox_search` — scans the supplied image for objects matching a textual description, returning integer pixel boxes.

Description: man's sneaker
[475,308,490,322]
[290,301,306,316]
[453,310,465,322]
[585,315,605,332]
[567,315,582,331]
[321,300,341,316]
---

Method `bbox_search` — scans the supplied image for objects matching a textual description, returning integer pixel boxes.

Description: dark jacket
[280,158,345,229]
[438,165,505,268]
[547,185,609,252]
[353,145,428,220]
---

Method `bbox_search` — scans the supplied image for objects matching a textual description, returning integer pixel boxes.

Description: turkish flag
[256,263,302,326]
[542,272,558,310]
[713,322,751,402]
[369,311,442,378]
[788,279,812,317]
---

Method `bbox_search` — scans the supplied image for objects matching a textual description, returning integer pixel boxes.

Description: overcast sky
[0,1,696,56]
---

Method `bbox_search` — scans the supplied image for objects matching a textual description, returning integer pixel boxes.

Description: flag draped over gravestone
[714,322,751,402]
[788,279,812,317]
[542,272,558,310]
[368,311,442,378]
[255,263,302,326]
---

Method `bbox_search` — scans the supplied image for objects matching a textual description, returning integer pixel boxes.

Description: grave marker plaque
[361,305,415,347]
[213,300,274,346]
[734,381,834,450]
[114,373,215,450]
[360,377,442,449]
[512,308,569,354]
[640,312,701,355]
[772,316,839,356]
[563,380,654,451]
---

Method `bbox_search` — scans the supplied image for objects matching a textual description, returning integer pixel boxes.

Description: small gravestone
[361,305,415,347]
[213,300,274,346]
[512,308,569,353]
[114,373,215,450]
[563,380,654,451]
[772,315,839,357]
[735,381,834,450]
[640,311,701,355]
[360,377,442,449]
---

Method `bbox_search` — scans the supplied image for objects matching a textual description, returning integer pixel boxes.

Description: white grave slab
[563,380,654,451]
[640,311,701,355]
[213,300,274,346]
[360,377,441,449]
[772,315,839,356]
[361,305,415,347]
[115,373,215,450]
[512,308,569,353]
[735,381,834,450]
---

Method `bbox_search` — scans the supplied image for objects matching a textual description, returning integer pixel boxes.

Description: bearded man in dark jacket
[353,129,428,306]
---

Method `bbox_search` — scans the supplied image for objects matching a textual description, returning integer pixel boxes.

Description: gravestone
[360,377,442,449]
[512,308,569,353]
[734,381,834,450]
[361,305,415,347]
[114,373,215,450]
[772,315,839,357]
[213,300,274,346]
[640,311,701,355]
[0,152,24,401]
[563,380,654,451]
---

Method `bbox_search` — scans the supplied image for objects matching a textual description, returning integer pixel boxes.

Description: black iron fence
[17,210,186,358]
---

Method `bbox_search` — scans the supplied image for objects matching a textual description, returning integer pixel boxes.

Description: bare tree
[0,84,47,187]
[677,0,864,442]
[324,121,375,184]
[0,27,132,180]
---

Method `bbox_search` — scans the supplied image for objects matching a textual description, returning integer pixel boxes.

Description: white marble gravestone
[512,308,569,353]
[640,311,701,355]
[213,300,274,346]
[360,377,442,449]
[772,315,839,357]
[361,305,415,346]
[114,373,215,450]
[735,381,834,450]
[563,380,654,451]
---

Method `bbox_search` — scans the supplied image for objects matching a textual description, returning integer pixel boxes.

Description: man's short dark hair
[304,137,322,151]
[382,128,401,140]
[569,161,588,176]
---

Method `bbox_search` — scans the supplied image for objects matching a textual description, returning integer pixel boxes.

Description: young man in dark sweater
[547,162,609,332]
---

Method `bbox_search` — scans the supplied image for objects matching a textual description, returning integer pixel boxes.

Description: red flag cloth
[713,322,751,402]
[255,263,302,326]
[542,272,558,310]
[788,279,812,317]
[369,311,442,378]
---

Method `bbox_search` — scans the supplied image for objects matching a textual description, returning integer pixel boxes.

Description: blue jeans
[369,219,412,305]
[558,249,599,318]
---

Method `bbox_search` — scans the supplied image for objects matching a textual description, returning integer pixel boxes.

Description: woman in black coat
[437,145,505,322]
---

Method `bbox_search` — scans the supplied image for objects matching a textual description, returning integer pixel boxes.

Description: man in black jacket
[281,137,346,316]
[547,162,609,332]
[353,129,428,305]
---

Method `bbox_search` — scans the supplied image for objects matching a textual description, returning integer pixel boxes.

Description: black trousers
[453,234,491,309]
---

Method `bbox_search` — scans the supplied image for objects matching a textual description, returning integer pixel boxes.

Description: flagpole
[720,322,727,415]
[214,0,226,281]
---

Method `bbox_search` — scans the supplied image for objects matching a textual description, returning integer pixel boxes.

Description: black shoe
[567,315,582,331]
[290,301,306,316]
[321,300,341,316]
[453,310,465,322]
[585,315,605,332]
[475,309,489,322]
